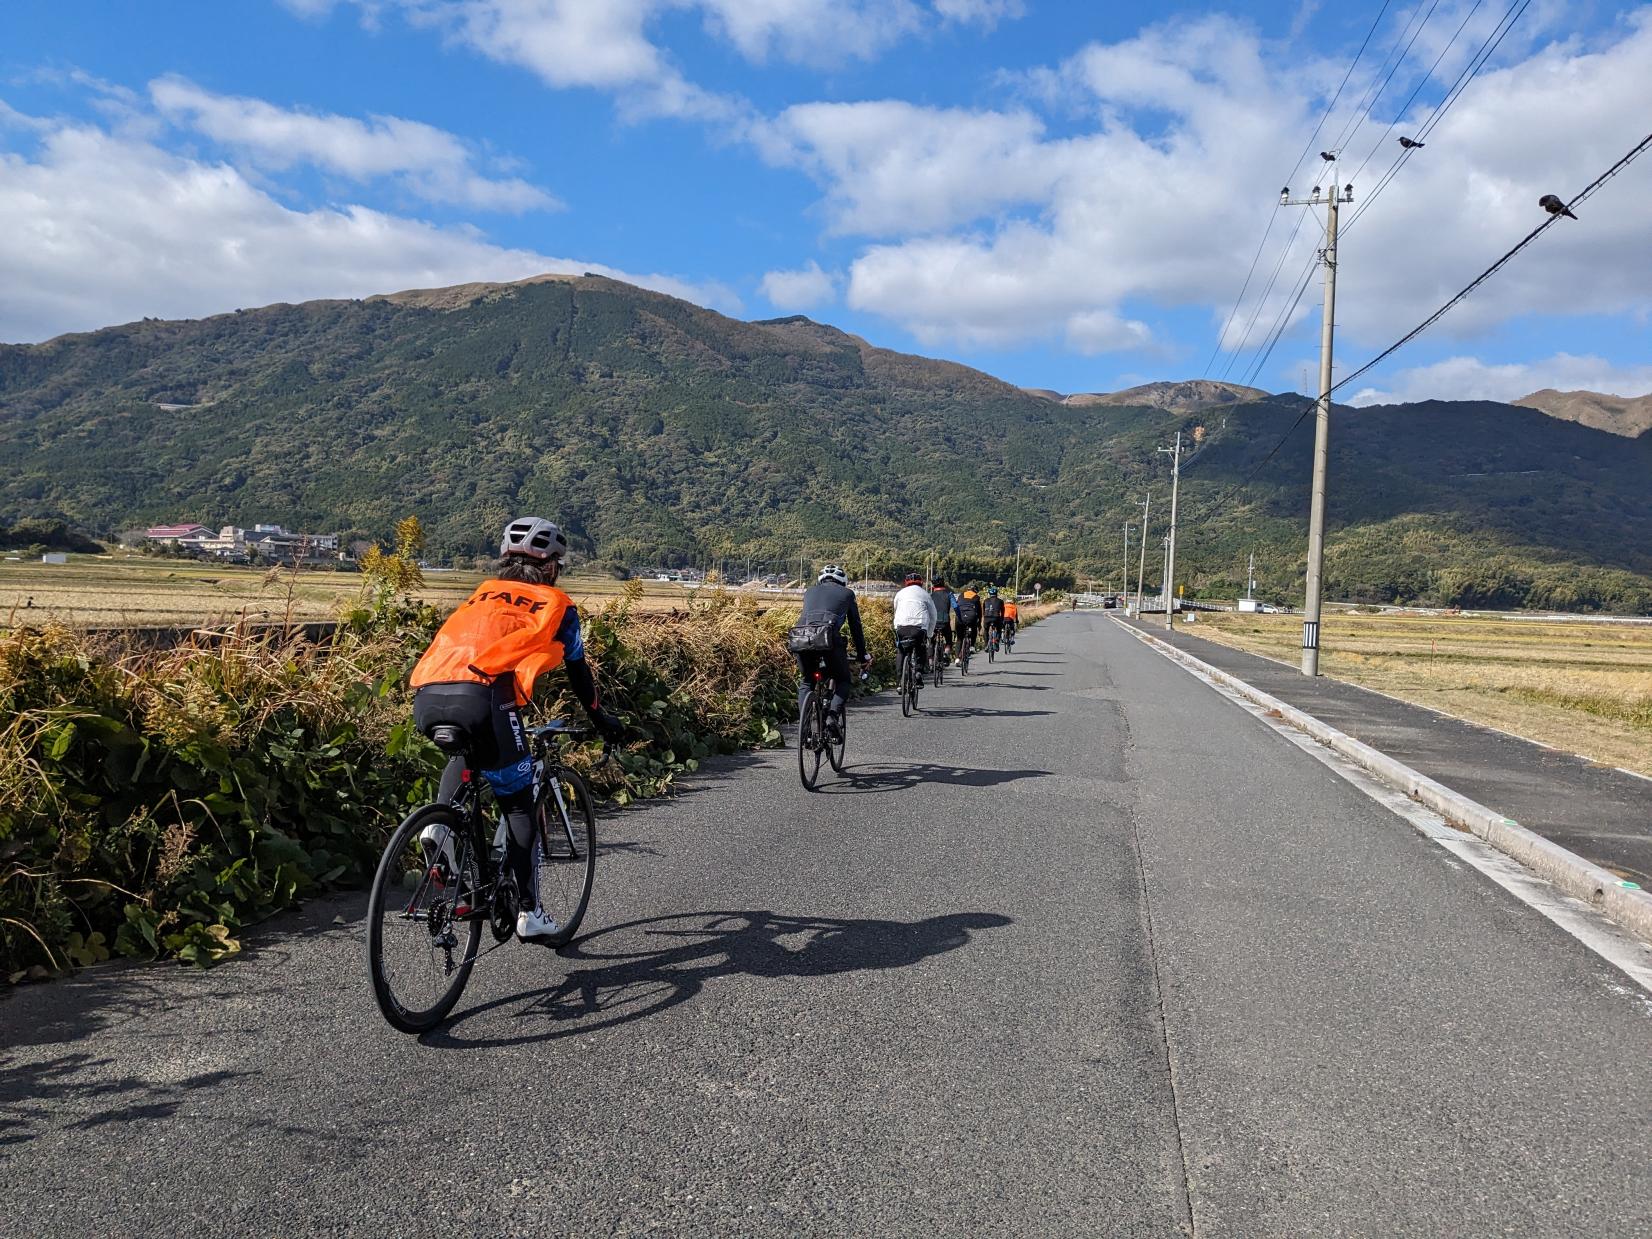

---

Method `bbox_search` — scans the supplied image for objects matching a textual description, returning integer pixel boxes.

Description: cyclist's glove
[590,707,627,742]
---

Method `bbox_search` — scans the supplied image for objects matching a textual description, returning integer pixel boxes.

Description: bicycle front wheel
[799,691,824,790]
[532,766,597,947]
[367,804,482,1034]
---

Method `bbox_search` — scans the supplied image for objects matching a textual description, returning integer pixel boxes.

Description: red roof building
[144,524,211,541]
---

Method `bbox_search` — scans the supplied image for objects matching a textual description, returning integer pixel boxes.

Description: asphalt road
[3,613,1649,1236]
[1124,615,1652,886]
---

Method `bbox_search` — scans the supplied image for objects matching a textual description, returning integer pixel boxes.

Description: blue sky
[3,0,1650,402]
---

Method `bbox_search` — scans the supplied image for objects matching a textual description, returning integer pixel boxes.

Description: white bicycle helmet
[818,564,848,585]
[500,516,568,563]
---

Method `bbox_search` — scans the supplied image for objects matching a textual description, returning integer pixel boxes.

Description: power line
[1343,0,1483,188]
[1343,0,1531,234]
[1202,204,1281,374]
[1332,128,1652,398]
[1205,0,1393,375]
[1219,207,1311,381]
[1327,0,1445,159]
[1242,251,1321,388]
[1178,126,1651,535]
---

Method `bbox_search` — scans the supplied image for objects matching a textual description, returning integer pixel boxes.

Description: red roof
[145,524,210,538]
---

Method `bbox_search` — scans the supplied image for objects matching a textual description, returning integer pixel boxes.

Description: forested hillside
[2,274,1649,610]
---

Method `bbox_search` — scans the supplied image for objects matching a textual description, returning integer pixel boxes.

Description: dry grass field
[1187,609,1652,776]
[0,554,711,629]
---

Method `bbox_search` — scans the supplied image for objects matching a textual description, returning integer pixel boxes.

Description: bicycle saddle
[427,724,470,754]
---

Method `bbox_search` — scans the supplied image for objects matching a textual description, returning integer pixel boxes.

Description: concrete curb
[1114,619,1652,946]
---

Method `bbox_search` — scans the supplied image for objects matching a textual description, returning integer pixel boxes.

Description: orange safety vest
[1003,601,1019,620]
[410,579,576,706]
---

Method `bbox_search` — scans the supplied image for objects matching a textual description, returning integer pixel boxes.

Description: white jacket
[892,584,938,634]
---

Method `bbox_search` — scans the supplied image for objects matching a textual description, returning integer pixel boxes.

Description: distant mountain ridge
[1513,388,1652,438]
[1023,380,1268,412]
[3,274,1650,611]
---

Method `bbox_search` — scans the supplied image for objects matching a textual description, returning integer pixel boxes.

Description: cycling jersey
[928,587,955,636]
[982,595,1005,622]
[892,584,937,633]
[411,579,583,706]
[955,592,981,626]
[1003,601,1019,622]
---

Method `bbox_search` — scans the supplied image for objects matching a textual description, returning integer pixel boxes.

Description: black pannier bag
[787,621,836,653]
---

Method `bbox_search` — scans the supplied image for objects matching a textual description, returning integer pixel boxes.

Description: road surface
[3,613,1649,1236]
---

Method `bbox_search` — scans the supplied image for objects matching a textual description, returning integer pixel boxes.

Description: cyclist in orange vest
[410,516,622,941]
[1003,597,1020,646]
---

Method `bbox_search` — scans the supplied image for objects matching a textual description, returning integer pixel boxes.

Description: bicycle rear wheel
[900,653,915,717]
[532,765,597,947]
[931,641,944,688]
[987,636,996,664]
[827,699,848,772]
[367,804,482,1034]
[798,691,824,790]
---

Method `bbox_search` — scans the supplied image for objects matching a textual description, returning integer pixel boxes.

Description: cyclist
[928,575,957,663]
[795,565,870,739]
[892,570,937,682]
[1003,596,1020,647]
[982,585,1007,652]
[954,587,982,667]
[409,516,624,942]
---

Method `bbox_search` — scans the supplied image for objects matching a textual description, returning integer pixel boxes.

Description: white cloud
[753,102,1060,235]
[696,0,924,65]
[760,261,837,310]
[932,0,1025,29]
[764,10,1652,359]
[149,76,555,211]
[298,0,1010,118]
[1064,309,1154,355]
[0,111,733,343]
[1348,353,1652,406]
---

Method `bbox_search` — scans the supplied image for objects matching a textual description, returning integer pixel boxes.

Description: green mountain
[2,274,1649,611]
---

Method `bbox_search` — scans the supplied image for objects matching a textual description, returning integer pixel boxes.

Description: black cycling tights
[415,680,539,911]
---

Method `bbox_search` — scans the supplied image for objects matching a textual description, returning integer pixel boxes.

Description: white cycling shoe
[516,908,561,941]
[418,822,456,879]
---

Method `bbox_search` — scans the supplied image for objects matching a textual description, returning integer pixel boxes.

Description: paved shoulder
[1124,616,1652,885]
[1085,615,1652,1235]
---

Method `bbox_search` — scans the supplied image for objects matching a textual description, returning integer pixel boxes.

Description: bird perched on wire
[1319,151,1336,162]
[1539,194,1578,220]
[1398,136,1424,149]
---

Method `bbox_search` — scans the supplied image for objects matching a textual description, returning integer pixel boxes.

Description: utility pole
[1157,430,1183,631]
[1132,495,1151,617]
[1160,535,1171,614]
[1246,550,1256,602]
[1123,521,1134,600]
[1281,157,1352,674]
[1013,541,1022,597]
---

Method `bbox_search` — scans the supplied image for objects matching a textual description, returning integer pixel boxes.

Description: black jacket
[799,581,867,658]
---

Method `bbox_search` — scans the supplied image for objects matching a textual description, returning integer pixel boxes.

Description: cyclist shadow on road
[821,763,1052,794]
[425,909,1011,1049]
[919,706,1055,721]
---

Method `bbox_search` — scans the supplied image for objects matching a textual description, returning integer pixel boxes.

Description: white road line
[1114,620,1652,997]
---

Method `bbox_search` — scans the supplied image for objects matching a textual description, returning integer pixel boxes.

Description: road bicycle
[986,625,1001,663]
[897,637,923,717]
[366,718,603,1034]
[797,656,850,790]
[957,630,974,675]
[928,632,947,688]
